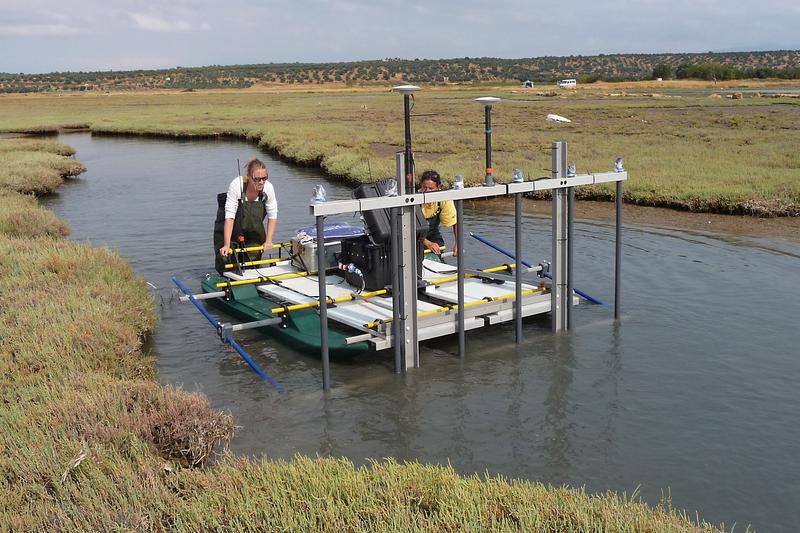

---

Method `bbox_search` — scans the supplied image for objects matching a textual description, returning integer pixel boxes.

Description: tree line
[652,62,800,81]
[2,50,798,92]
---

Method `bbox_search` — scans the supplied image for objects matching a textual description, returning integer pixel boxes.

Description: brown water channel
[43,133,800,532]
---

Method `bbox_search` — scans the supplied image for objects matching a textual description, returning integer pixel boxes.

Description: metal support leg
[396,153,419,370]
[551,142,569,333]
[316,215,330,390]
[514,192,523,342]
[401,206,419,369]
[391,206,402,373]
[615,180,622,320]
[567,186,574,330]
[456,199,465,357]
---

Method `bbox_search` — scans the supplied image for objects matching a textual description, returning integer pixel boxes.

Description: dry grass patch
[0,137,76,156]
[0,189,69,237]
[163,456,727,532]
[0,138,85,194]
[0,233,234,530]
[0,238,156,384]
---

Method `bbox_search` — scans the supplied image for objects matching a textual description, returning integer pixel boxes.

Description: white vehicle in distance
[557,78,577,88]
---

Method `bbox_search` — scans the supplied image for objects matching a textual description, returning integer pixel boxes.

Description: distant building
[523,80,534,88]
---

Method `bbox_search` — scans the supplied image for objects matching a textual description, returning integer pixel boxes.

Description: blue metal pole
[467,232,605,306]
[172,277,282,390]
[226,337,284,391]
[173,277,219,328]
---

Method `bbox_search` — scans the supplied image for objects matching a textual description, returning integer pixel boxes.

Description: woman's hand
[262,240,273,252]
[423,239,440,255]
[219,245,231,258]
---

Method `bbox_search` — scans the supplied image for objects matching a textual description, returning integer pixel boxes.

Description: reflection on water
[43,133,800,532]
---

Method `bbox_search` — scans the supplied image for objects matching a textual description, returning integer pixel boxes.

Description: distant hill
[2,50,798,93]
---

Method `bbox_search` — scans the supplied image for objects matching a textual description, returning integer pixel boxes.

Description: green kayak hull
[201,274,370,357]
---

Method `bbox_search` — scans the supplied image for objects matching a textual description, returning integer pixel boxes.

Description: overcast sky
[1,0,798,73]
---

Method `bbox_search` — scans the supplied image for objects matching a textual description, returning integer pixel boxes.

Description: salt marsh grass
[0,138,85,193]
[0,189,69,237]
[1,89,798,214]
[0,88,800,215]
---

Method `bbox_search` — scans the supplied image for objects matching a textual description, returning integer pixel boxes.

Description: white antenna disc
[393,85,420,94]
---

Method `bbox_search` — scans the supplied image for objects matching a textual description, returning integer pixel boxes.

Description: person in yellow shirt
[418,170,458,257]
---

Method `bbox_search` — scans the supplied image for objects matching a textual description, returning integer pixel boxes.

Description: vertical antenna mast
[393,85,420,193]
[474,97,501,186]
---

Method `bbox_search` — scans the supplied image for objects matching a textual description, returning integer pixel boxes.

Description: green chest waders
[424,205,445,262]
[425,204,444,246]
[238,197,267,263]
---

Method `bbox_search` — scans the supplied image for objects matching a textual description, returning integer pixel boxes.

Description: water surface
[43,133,800,532]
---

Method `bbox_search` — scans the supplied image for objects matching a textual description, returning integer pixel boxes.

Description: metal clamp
[216,321,233,340]
[538,261,551,277]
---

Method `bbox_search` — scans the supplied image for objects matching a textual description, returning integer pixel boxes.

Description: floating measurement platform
[175,87,626,391]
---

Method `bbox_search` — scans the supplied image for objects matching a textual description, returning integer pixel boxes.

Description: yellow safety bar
[427,263,515,285]
[214,269,318,289]
[422,246,446,254]
[270,288,389,315]
[224,256,289,269]
[365,286,544,329]
[229,243,440,262]
[228,241,290,254]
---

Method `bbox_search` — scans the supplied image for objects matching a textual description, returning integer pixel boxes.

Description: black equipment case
[351,179,428,244]
[343,179,429,290]
[342,237,392,291]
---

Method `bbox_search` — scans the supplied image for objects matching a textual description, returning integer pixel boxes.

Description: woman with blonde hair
[214,157,278,272]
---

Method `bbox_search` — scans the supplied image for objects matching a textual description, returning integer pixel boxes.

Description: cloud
[1,0,797,72]
[126,12,210,33]
[0,23,82,36]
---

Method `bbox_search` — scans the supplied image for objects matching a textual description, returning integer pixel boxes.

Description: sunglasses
[252,176,268,182]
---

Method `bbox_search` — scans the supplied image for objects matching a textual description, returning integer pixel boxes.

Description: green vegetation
[0,137,734,530]
[2,88,798,215]
[1,50,798,92]
[0,139,79,236]
[652,64,672,80]
[648,61,800,81]
[0,139,85,194]
[0,189,69,237]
